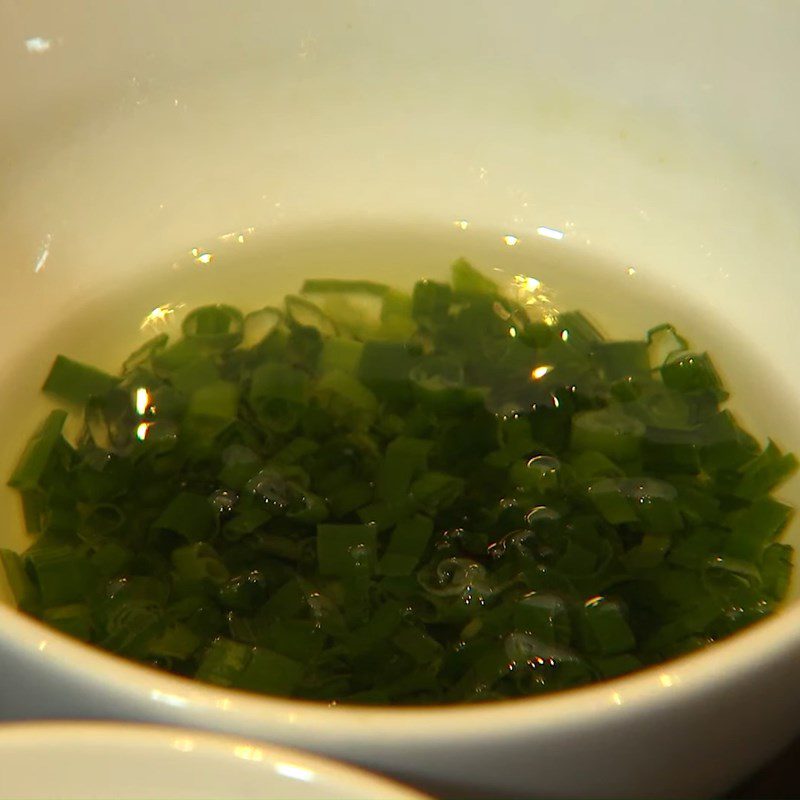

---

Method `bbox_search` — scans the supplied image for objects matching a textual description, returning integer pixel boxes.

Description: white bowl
[1,2,800,798]
[0,721,425,800]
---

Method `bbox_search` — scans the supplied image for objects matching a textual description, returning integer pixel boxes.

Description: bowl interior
[0,722,424,800]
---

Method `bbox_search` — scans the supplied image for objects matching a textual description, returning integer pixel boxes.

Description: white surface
[0,2,799,798]
[0,722,425,800]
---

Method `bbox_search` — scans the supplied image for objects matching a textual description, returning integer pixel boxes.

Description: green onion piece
[122,333,169,374]
[315,370,379,421]
[8,410,68,490]
[234,647,304,695]
[571,408,645,462]
[148,622,202,659]
[219,445,261,489]
[172,543,229,585]
[733,440,799,500]
[661,352,726,398]
[242,306,284,348]
[623,533,671,570]
[510,456,561,493]
[42,603,92,640]
[646,323,689,364]
[379,515,434,576]
[301,278,391,297]
[195,637,251,686]
[376,437,431,506]
[43,355,119,404]
[153,338,208,373]
[320,338,364,375]
[181,304,244,350]
[557,311,604,352]
[580,599,636,655]
[412,279,452,325]
[263,619,324,661]
[0,549,39,611]
[286,486,329,524]
[698,410,760,472]
[155,493,217,541]
[328,480,373,517]
[20,490,45,533]
[185,381,240,439]
[643,427,701,474]
[451,259,498,295]
[409,472,464,513]
[393,626,443,663]
[26,545,91,607]
[593,341,650,382]
[285,295,338,337]
[317,523,377,577]
[357,501,403,532]
[357,341,417,397]
[569,450,624,482]
[249,363,308,433]
[761,543,793,600]
[378,290,416,341]
[218,571,267,612]
[591,653,643,678]
[512,593,571,644]
[272,437,319,466]
[170,359,220,394]
[725,497,793,561]
[90,542,132,577]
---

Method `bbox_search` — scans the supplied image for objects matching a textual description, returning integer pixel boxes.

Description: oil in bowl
[0,223,795,706]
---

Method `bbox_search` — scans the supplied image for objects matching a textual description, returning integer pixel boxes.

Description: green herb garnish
[3,260,795,704]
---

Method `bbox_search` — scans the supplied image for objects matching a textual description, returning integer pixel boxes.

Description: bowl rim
[0,719,428,799]
[2,595,798,742]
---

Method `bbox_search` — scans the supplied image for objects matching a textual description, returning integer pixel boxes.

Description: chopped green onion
[155,493,217,542]
[379,515,434,576]
[182,305,244,351]
[8,410,68,490]
[43,355,119,404]
[4,259,794,706]
[235,647,304,695]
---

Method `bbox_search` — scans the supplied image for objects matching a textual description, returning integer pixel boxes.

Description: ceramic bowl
[1,2,800,797]
[0,721,425,799]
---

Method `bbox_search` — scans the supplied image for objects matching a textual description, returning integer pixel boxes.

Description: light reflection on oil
[503,234,519,247]
[218,227,255,244]
[531,365,554,381]
[136,421,152,441]
[34,233,52,273]
[511,274,558,325]
[191,248,214,265]
[135,387,151,416]
[453,220,470,231]
[140,303,183,331]
[25,37,51,54]
[536,226,565,241]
